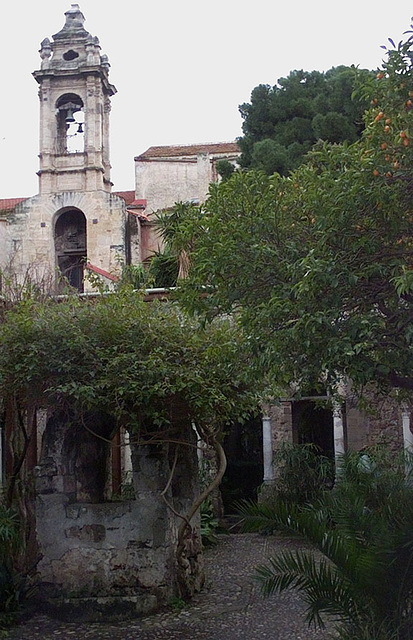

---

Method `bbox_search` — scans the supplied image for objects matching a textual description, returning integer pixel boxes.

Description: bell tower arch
[33,4,116,195]
[7,6,127,293]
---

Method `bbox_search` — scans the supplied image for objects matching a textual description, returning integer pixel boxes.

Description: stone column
[402,408,413,451]
[262,414,274,482]
[402,408,413,478]
[333,402,345,473]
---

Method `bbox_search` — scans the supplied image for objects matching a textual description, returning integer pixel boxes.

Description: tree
[175,29,413,398]
[0,289,262,595]
[215,159,235,181]
[238,66,373,174]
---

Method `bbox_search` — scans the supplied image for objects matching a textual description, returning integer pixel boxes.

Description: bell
[77,123,83,134]
[65,108,75,123]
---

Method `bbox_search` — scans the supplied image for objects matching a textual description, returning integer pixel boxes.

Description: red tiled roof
[135,142,240,161]
[128,199,147,208]
[113,190,135,205]
[0,197,29,212]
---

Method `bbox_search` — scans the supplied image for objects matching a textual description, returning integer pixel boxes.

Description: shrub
[239,448,413,639]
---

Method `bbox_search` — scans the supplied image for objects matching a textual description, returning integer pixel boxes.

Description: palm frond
[256,549,364,628]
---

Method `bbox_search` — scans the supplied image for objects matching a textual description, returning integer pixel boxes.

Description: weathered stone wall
[4,191,126,291]
[34,410,202,620]
[267,395,404,465]
[346,396,404,452]
[268,402,294,449]
[135,155,209,215]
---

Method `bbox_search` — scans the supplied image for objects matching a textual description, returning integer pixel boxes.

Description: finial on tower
[64,4,85,29]
[52,4,89,41]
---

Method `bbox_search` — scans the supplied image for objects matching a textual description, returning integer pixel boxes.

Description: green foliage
[251,139,288,175]
[0,292,262,437]
[268,443,333,507]
[148,249,179,287]
[238,66,372,174]
[151,202,203,285]
[215,159,235,181]
[154,202,200,258]
[173,27,413,397]
[117,263,150,290]
[200,498,220,546]
[169,596,186,610]
[0,508,19,564]
[239,449,413,638]
[0,506,22,626]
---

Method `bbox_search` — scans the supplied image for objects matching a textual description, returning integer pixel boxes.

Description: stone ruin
[33,409,203,620]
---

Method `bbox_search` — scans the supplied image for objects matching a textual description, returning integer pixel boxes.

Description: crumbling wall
[34,409,202,621]
[267,394,404,463]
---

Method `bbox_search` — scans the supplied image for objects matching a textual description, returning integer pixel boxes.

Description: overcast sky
[1,1,412,198]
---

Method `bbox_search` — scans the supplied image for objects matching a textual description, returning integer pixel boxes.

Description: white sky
[1,1,412,198]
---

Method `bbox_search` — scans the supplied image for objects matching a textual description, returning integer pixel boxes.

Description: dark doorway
[292,400,334,458]
[221,414,263,513]
[55,209,87,292]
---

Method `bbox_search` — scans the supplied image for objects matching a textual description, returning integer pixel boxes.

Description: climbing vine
[0,288,262,594]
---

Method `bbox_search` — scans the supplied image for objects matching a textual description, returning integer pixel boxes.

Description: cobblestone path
[8,534,334,639]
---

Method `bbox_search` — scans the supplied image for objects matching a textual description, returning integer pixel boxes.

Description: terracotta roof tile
[135,142,240,161]
[0,197,29,212]
[128,199,147,208]
[113,190,135,205]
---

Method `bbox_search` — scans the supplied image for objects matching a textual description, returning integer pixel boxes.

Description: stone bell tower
[3,4,128,292]
[33,4,116,195]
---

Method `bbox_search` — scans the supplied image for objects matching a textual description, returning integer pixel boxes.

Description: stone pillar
[402,408,413,478]
[262,414,274,482]
[333,402,345,473]
[402,409,413,451]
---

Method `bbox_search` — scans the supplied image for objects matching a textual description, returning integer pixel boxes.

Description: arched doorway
[55,209,87,292]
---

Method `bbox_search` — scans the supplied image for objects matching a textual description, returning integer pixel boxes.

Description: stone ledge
[38,593,160,623]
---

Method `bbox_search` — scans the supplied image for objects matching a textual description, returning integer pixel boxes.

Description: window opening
[63,49,79,61]
[56,94,84,154]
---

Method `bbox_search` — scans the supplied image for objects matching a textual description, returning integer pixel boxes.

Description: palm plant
[270,442,334,506]
[152,202,201,281]
[239,449,413,639]
[0,505,21,622]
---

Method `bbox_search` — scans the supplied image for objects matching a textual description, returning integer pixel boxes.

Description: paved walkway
[8,534,334,639]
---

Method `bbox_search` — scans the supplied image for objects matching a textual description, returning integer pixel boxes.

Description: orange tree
[176,27,413,398]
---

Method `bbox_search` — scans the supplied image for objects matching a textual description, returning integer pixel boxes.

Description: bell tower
[33,4,116,195]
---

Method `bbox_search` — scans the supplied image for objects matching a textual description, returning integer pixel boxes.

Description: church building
[0,5,411,619]
[0,4,240,293]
